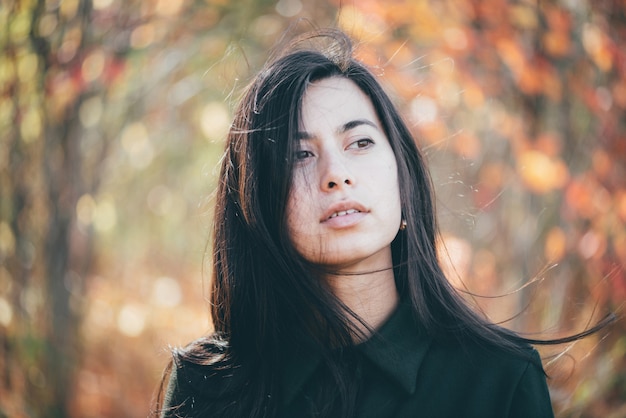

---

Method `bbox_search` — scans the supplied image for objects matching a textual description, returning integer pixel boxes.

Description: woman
[156,29,609,418]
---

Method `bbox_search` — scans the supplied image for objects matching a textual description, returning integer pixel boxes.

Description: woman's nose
[320,153,355,192]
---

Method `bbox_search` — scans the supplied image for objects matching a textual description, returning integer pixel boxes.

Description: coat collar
[356,301,431,394]
[281,301,432,405]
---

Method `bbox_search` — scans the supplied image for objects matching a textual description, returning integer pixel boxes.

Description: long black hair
[155,29,614,418]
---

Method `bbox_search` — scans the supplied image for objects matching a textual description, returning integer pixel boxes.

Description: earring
[400,219,407,231]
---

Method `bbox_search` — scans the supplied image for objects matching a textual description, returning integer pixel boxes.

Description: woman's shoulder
[159,335,245,417]
[439,319,536,351]
[428,328,545,381]
[172,335,229,367]
[396,301,543,372]
[416,334,553,417]
[170,335,246,391]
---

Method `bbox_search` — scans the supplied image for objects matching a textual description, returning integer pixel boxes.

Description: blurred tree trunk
[34,1,95,416]
[1,0,98,416]
[41,98,86,417]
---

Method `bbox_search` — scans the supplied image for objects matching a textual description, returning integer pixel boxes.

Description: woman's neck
[326,265,399,341]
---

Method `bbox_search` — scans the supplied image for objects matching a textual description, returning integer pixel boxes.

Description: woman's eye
[295,150,314,160]
[350,138,374,149]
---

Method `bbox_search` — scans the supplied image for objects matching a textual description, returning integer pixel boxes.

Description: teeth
[329,209,360,219]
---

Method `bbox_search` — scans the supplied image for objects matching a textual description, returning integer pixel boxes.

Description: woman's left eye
[349,138,374,149]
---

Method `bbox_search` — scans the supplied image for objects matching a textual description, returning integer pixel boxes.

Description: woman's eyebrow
[339,118,378,133]
[297,118,379,140]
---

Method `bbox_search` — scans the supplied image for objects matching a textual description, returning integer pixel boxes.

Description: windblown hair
[155,29,613,418]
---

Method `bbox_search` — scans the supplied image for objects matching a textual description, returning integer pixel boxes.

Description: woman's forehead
[299,77,381,132]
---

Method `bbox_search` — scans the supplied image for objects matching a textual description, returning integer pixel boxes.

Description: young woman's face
[286,77,402,271]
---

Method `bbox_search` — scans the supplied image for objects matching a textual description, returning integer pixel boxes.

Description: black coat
[162,302,554,417]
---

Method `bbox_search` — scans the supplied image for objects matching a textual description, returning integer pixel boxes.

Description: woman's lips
[320,201,368,228]
[328,208,361,219]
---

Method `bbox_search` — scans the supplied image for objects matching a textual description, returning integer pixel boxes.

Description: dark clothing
[162,302,554,417]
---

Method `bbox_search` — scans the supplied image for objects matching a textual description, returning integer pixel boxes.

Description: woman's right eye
[295,150,314,160]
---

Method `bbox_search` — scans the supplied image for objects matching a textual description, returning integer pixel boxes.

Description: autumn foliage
[0,0,624,417]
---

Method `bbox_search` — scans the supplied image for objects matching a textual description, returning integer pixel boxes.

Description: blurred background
[1,0,625,416]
